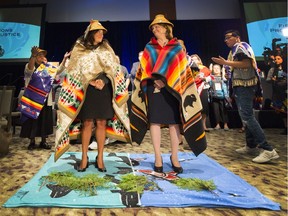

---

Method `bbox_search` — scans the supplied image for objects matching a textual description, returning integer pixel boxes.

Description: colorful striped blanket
[55,41,131,162]
[130,38,207,156]
[19,63,57,120]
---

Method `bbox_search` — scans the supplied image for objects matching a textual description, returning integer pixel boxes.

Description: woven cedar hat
[149,14,174,30]
[88,20,107,32]
[36,48,47,56]
[84,19,107,38]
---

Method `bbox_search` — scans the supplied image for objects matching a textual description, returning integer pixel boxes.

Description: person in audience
[130,14,206,174]
[55,20,130,172]
[212,29,279,163]
[190,54,212,132]
[121,64,129,80]
[209,64,230,130]
[266,54,287,135]
[115,55,129,81]
[178,39,193,67]
[130,51,143,91]
[222,63,245,133]
[20,47,70,150]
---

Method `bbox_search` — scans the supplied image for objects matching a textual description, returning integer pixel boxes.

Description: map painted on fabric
[3,152,281,210]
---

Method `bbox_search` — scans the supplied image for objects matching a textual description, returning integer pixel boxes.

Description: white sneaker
[104,138,110,145]
[252,149,279,163]
[88,141,98,150]
[107,138,116,144]
[89,138,116,150]
[235,146,259,155]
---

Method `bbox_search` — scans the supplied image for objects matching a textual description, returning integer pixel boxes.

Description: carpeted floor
[0,127,287,216]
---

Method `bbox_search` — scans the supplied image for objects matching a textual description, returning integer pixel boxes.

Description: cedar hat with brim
[149,14,174,30]
[89,20,107,33]
[36,48,47,56]
[84,19,107,39]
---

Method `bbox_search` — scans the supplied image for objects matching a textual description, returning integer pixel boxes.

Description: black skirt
[77,81,114,120]
[146,80,180,124]
[20,103,53,139]
[200,88,209,115]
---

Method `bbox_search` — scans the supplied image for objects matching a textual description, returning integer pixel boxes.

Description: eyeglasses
[224,35,235,41]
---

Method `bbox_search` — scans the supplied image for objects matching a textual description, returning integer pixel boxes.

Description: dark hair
[85,30,103,49]
[76,30,106,50]
[224,29,240,37]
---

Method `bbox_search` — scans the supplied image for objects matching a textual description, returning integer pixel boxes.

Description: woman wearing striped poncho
[130,14,207,174]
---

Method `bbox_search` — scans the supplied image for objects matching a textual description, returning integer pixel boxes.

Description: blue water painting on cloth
[3,152,281,210]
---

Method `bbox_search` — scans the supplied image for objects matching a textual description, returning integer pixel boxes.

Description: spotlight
[282,27,288,37]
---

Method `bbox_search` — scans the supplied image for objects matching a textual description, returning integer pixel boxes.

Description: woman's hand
[90,79,105,90]
[64,51,71,59]
[154,79,165,90]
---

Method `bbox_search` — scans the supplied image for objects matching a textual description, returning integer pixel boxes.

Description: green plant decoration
[39,171,111,196]
[172,178,216,192]
[38,172,216,197]
[117,173,158,194]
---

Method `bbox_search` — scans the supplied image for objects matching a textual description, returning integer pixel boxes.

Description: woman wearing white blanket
[55,20,130,172]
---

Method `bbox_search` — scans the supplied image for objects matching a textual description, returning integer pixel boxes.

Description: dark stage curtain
[43,19,242,72]
[0,19,242,95]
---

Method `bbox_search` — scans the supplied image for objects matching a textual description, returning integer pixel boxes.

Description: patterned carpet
[0,127,287,216]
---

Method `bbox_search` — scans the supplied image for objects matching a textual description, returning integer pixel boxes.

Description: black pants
[211,98,228,124]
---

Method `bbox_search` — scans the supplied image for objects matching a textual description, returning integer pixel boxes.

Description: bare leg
[202,114,207,130]
[169,124,181,167]
[150,123,162,167]
[80,119,93,169]
[95,119,107,169]
[179,127,184,145]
